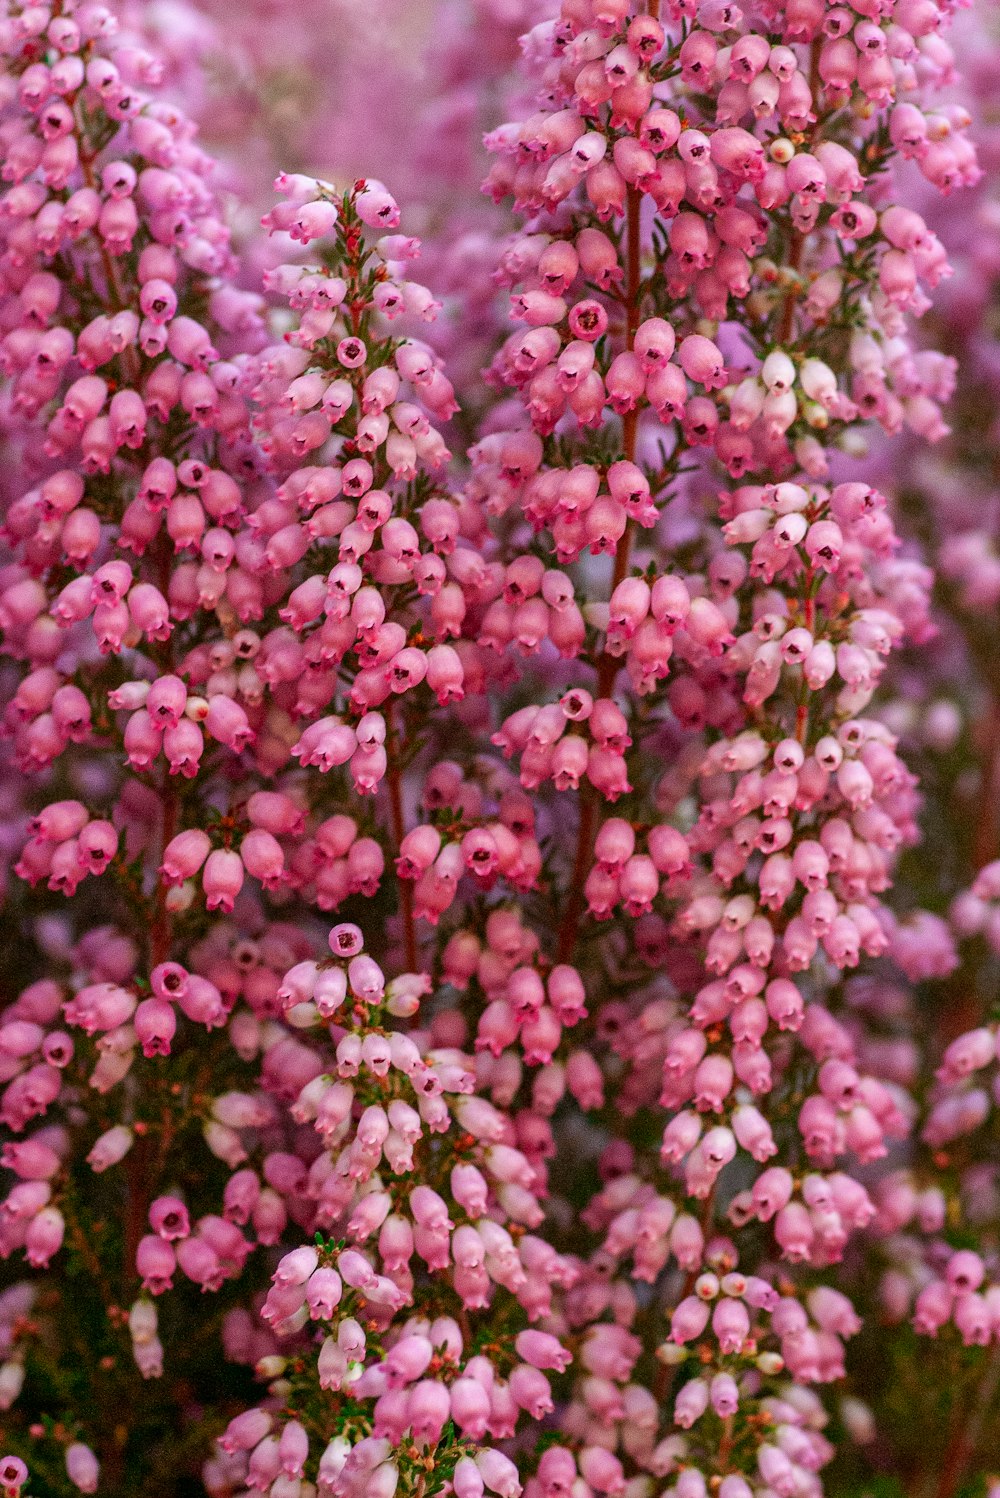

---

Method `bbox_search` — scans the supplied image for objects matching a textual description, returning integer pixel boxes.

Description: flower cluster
[0,0,999,1496]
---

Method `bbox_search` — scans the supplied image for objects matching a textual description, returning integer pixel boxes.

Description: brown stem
[777,229,805,347]
[972,695,1000,871]
[933,1343,1000,1498]
[794,700,809,745]
[122,1101,181,1295]
[150,773,178,968]
[557,791,597,963]
[78,143,142,387]
[123,1131,151,1288]
[386,701,418,972]
[150,530,179,968]
[151,1105,177,1184]
[624,184,641,351]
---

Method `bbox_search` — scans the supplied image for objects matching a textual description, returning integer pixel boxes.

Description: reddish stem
[972,695,1000,872]
[777,229,805,348]
[933,1343,1000,1498]
[386,702,418,972]
[557,185,642,961]
[123,1131,151,1287]
[150,778,178,968]
[78,143,142,387]
[151,535,179,968]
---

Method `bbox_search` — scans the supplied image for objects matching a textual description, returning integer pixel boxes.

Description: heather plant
[0,1,999,1498]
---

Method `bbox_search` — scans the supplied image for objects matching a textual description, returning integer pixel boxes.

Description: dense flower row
[0,0,998,1496]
